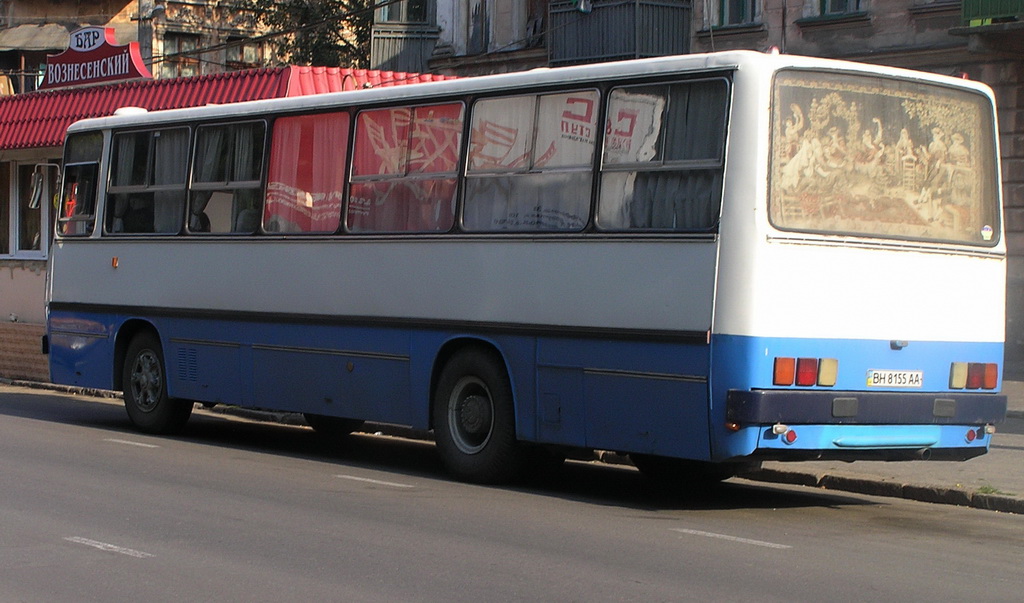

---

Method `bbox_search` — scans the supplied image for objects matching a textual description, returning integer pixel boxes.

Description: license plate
[866,369,923,388]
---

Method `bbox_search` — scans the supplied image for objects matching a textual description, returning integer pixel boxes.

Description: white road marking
[670,528,792,550]
[103,438,159,448]
[64,537,155,558]
[335,474,415,489]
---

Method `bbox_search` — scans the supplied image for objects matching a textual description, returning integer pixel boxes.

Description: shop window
[189,121,266,233]
[347,103,463,233]
[265,112,350,233]
[0,165,9,254]
[163,33,200,78]
[597,79,728,231]
[1,161,59,255]
[106,128,189,234]
[464,90,598,232]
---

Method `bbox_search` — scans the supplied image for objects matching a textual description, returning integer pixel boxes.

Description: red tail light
[795,358,818,386]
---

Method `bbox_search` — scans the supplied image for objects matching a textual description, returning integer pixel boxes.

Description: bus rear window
[770,70,999,246]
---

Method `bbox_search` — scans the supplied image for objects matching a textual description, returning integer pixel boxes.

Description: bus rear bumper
[723,389,1006,461]
[726,389,1007,425]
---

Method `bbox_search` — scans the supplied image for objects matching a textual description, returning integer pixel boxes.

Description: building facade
[372,0,1024,376]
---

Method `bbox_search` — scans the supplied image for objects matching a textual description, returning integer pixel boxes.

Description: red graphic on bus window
[63,183,78,219]
[348,103,463,232]
[562,96,595,124]
[469,121,530,170]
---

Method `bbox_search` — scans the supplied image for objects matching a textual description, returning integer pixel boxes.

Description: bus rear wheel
[122,332,192,434]
[433,349,524,484]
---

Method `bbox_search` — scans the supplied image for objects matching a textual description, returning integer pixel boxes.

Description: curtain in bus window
[770,71,998,246]
[108,134,139,232]
[349,178,456,232]
[190,126,225,231]
[662,81,727,162]
[266,113,348,233]
[463,172,589,231]
[152,128,188,233]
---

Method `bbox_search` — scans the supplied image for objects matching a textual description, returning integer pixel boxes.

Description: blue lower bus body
[47,308,1006,464]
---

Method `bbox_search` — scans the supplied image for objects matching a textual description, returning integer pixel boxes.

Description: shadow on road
[0,385,873,513]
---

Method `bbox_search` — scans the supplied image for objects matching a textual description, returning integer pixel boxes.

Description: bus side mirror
[28,163,60,210]
[28,170,44,209]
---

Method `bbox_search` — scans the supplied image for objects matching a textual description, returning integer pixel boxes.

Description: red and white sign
[39,27,152,90]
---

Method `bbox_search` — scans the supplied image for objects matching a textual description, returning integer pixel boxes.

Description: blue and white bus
[47,51,1007,484]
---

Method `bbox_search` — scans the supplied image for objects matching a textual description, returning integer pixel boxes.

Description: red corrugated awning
[0,67,455,151]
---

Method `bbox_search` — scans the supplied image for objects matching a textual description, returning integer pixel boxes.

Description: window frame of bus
[462,89,600,233]
[595,77,730,233]
[57,131,104,237]
[264,111,351,234]
[105,126,191,236]
[346,101,465,234]
[187,120,268,235]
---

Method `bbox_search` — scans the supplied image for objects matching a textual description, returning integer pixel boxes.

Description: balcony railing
[549,0,692,67]
[962,0,1024,25]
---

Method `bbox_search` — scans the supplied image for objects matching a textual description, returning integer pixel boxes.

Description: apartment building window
[720,0,759,25]
[380,0,428,22]
[163,33,201,78]
[226,38,262,69]
[821,0,860,15]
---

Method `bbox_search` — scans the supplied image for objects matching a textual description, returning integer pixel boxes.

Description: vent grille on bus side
[177,347,198,382]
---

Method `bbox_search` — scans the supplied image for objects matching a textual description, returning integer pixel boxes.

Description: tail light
[773,357,838,387]
[950,362,998,390]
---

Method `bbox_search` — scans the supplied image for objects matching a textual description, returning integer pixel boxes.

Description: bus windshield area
[769,70,999,246]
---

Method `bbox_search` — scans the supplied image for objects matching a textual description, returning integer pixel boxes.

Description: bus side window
[58,163,99,236]
[265,112,349,234]
[190,121,266,234]
[464,91,597,232]
[347,104,462,233]
[58,132,103,237]
[597,79,728,232]
[105,128,189,234]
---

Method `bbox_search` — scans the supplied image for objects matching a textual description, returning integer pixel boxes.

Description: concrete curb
[4,377,1022,514]
[742,467,1024,514]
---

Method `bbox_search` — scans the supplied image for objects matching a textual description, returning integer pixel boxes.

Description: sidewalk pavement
[4,378,1023,513]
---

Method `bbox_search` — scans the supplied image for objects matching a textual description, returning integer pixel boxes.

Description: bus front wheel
[433,349,523,484]
[122,332,192,434]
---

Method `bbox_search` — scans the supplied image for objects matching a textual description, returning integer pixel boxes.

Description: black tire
[630,454,741,490]
[122,332,192,434]
[303,413,365,439]
[432,348,524,484]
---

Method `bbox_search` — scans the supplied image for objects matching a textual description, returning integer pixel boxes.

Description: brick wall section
[0,323,49,382]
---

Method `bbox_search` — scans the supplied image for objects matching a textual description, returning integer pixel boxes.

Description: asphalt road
[2,384,1023,601]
